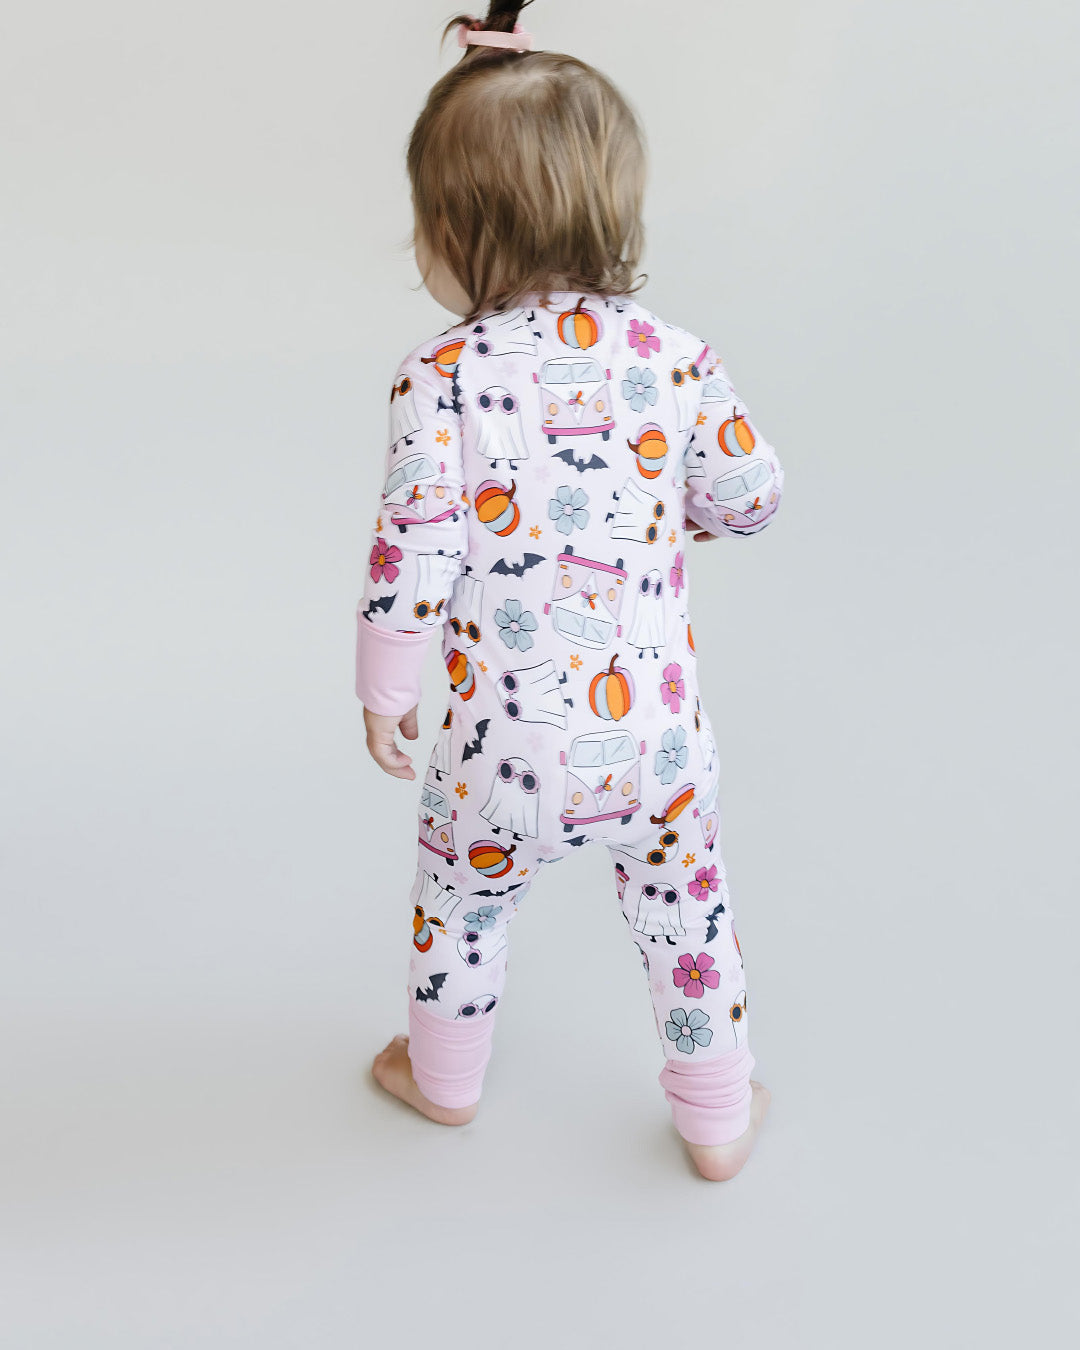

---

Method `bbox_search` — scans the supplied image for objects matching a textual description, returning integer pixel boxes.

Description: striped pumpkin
[717,410,756,457]
[627,423,668,479]
[468,839,517,878]
[589,653,634,721]
[475,478,519,536]
[557,297,602,350]
[446,649,475,700]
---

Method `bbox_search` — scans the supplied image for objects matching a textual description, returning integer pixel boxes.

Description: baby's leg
[609,846,769,1178]
[372,849,533,1125]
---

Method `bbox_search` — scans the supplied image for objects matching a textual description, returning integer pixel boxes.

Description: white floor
[3,502,1074,1344]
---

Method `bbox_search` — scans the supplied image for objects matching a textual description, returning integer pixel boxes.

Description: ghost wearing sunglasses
[479,756,541,838]
[670,356,703,433]
[607,479,666,544]
[469,309,540,358]
[475,386,531,470]
[633,881,686,943]
[449,571,484,648]
[413,552,461,627]
[624,569,666,658]
[496,660,570,728]
[389,373,423,450]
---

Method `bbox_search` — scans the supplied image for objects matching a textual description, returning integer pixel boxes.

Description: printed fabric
[356,291,783,1108]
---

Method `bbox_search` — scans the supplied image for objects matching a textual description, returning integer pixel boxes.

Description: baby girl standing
[358,3,783,1181]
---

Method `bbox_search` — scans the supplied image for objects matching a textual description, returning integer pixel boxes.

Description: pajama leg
[405,856,532,1108]
[610,845,755,1146]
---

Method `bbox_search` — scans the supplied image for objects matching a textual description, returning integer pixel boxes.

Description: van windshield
[713,473,746,501]
[545,361,601,384]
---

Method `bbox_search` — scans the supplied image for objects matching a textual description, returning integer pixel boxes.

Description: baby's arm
[682,343,785,540]
[355,342,469,778]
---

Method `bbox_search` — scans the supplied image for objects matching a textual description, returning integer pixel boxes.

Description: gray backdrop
[2,0,1076,1344]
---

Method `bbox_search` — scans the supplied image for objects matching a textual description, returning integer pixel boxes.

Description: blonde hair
[406,2,648,322]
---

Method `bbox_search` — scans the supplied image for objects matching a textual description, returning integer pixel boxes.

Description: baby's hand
[691,529,719,543]
[364,706,420,780]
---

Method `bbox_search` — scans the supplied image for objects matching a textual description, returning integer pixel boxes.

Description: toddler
[358,1,783,1181]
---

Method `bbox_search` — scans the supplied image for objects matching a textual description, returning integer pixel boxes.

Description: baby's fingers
[367,732,415,779]
[364,718,416,780]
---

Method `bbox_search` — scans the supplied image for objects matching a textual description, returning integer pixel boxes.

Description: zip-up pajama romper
[355,292,784,1145]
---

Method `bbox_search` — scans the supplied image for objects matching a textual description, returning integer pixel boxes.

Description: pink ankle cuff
[658,1046,756,1146]
[407,1000,495,1108]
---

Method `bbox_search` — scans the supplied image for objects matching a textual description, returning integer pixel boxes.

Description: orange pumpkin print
[474,478,520,536]
[445,648,476,699]
[717,409,756,457]
[627,423,668,479]
[589,652,635,722]
[556,296,602,350]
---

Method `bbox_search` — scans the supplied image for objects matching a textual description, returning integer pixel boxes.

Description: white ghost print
[608,479,665,544]
[470,310,539,358]
[479,756,540,838]
[457,928,509,969]
[671,357,701,433]
[449,571,485,647]
[624,569,665,656]
[475,386,530,467]
[496,660,569,727]
[413,552,461,626]
[730,990,748,1048]
[389,373,422,449]
[633,882,686,940]
[431,710,453,779]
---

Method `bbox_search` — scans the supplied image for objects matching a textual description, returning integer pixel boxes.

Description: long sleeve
[355,341,470,716]
[681,342,784,538]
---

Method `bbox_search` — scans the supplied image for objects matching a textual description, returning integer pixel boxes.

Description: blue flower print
[622,366,658,412]
[654,726,688,784]
[665,1007,714,1054]
[463,904,502,931]
[495,597,538,652]
[548,485,590,535]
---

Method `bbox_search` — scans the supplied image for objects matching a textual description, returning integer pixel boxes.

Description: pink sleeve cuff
[355,610,432,716]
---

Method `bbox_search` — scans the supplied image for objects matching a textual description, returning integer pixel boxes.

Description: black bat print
[473,882,525,898]
[461,718,490,761]
[703,899,727,944]
[415,972,448,1003]
[362,595,397,619]
[489,553,545,578]
[553,448,608,474]
[566,834,588,848]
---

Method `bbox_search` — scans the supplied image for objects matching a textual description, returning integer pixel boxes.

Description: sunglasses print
[496,759,539,792]
[477,390,520,414]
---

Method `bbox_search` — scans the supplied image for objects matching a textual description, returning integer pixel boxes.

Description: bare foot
[685,1080,771,1181]
[371,1034,479,1126]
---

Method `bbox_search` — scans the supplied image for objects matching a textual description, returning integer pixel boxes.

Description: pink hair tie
[457,20,535,51]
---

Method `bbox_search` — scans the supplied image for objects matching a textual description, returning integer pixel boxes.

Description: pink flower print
[661,662,685,714]
[688,864,719,900]
[670,551,685,598]
[369,536,403,584]
[672,952,721,999]
[627,319,661,359]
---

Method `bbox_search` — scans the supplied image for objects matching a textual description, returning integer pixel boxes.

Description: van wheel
[396,524,407,534]
[563,823,574,833]
[602,430,610,441]
[621,815,633,825]
[547,435,558,445]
